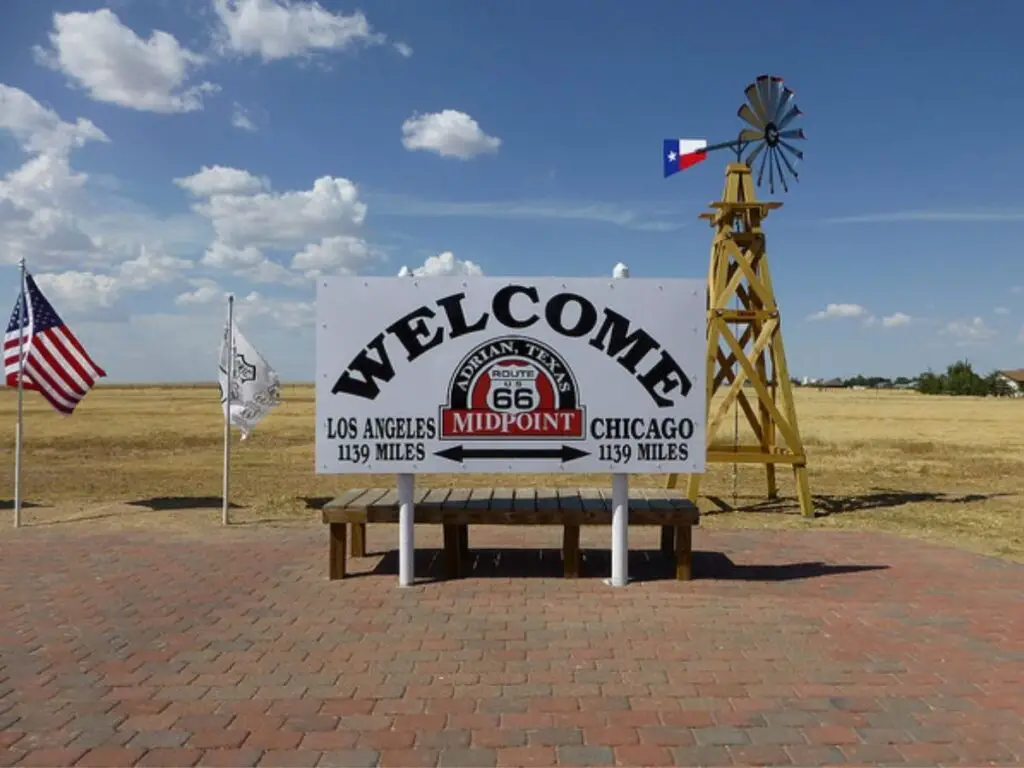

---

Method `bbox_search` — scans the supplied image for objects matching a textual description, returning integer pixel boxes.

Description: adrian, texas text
[331,284,692,408]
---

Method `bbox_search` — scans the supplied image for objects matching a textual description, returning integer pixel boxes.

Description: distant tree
[916,370,945,395]
[916,360,1001,396]
[894,376,912,386]
[986,371,1015,397]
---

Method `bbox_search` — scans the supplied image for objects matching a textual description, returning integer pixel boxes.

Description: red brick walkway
[0,525,1022,767]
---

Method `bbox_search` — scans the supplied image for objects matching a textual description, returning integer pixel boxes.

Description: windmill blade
[779,128,805,141]
[776,103,802,130]
[778,139,804,160]
[765,78,785,122]
[776,144,800,183]
[738,103,763,131]
[755,76,775,124]
[739,129,764,143]
[772,85,794,124]
[767,146,777,193]
[744,82,771,127]
[744,141,767,169]
[756,145,770,187]
[771,148,789,194]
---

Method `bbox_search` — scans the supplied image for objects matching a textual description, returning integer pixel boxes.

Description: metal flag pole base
[397,473,416,587]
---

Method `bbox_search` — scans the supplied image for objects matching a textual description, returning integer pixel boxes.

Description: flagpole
[13,259,26,528]
[222,294,234,526]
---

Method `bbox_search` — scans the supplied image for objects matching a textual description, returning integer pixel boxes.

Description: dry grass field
[1,385,1021,560]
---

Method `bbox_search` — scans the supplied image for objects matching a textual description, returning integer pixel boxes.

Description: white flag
[218,319,281,440]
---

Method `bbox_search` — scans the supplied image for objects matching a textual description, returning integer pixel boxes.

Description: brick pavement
[0,523,1022,767]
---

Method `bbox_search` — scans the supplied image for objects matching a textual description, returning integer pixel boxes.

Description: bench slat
[578,487,606,513]
[423,488,450,505]
[513,488,536,513]
[490,488,515,511]
[467,487,493,512]
[444,488,472,510]
[322,487,699,526]
[325,488,369,509]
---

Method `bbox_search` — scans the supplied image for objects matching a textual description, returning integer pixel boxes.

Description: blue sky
[1,0,1022,383]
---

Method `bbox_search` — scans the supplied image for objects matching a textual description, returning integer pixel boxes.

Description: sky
[1,0,1023,384]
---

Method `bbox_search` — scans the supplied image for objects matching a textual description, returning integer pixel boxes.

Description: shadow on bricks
[363,547,888,583]
[705,487,1013,517]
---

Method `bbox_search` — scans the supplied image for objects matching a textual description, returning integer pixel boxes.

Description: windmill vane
[663,74,806,195]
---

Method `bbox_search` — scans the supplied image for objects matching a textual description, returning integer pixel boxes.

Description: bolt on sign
[315,277,707,474]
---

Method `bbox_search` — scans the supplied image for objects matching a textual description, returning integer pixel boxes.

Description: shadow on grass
[128,497,242,511]
[704,489,1015,518]
[359,547,887,583]
[302,497,332,510]
[0,499,42,510]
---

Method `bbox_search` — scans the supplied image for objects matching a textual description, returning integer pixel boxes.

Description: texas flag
[663,138,708,178]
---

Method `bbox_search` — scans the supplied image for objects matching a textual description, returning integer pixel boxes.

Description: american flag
[3,271,106,415]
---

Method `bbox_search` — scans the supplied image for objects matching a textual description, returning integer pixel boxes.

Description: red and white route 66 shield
[484,361,542,415]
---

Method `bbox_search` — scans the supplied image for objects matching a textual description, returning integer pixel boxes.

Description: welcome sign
[315,276,706,474]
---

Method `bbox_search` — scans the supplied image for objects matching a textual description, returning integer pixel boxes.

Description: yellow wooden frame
[667,163,814,517]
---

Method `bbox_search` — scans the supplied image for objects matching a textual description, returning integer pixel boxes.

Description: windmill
[663,75,815,522]
[664,74,806,194]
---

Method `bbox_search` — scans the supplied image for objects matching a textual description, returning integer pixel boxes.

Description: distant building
[995,370,1024,397]
[817,378,844,389]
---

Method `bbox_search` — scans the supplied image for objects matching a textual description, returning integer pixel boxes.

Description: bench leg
[675,525,693,581]
[458,524,469,558]
[660,525,674,555]
[443,524,463,579]
[563,525,581,578]
[350,523,367,558]
[329,523,347,580]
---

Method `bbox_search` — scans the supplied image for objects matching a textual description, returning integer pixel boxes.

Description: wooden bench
[322,487,700,582]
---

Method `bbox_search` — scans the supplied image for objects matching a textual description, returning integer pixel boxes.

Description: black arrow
[435,445,591,463]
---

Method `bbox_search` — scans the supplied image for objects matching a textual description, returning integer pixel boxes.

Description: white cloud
[182,172,366,248]
[174,165,269,197]
[393,42,413,58]
[825,210,1024,224]
[401,110,501,160]
[808,303,869,321]
[0,84,108,154]
[397,251,483,277]
[33,9,218,113]
[231,103,257,131]
[882,312,912,328]
[201,241,296,284]
[34,246,193,313]
[943,317,997,346]
[366,193,680,232]
[212,0,387,62]
[175,166,380,284]
[175,278,225,306]
[236,290,313,329]
[0,87,111,269]
[35,271,121,312]
[291,235,376,278]
[994,306,1010,316]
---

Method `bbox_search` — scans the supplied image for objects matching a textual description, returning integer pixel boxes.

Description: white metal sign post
[316,275,706,587]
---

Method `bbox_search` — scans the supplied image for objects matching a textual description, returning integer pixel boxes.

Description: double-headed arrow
[434,444,590,463]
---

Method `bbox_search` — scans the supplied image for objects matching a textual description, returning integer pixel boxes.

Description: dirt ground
[1,385,1021,560]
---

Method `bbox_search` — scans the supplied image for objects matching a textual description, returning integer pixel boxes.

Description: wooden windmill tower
[662,75,814,517]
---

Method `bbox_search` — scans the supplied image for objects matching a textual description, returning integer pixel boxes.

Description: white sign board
[315,277,706,474]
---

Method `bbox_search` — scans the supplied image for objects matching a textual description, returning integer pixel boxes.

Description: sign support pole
[608,263,630,587]
[397,473,415,586]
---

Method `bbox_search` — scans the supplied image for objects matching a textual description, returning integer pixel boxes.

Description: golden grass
[1,385,1022,560]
